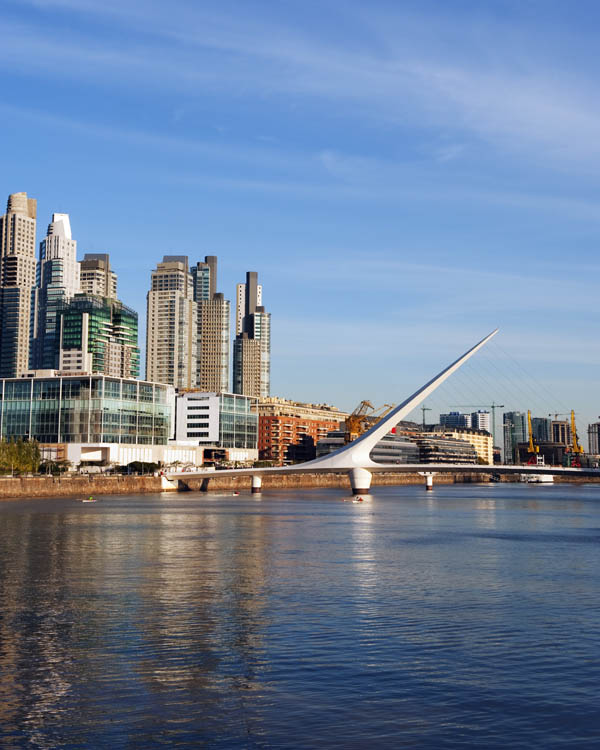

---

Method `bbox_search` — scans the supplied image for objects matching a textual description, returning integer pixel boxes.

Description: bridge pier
[349,467,372,495]
[419,471,437,491]
[251,475,262,494]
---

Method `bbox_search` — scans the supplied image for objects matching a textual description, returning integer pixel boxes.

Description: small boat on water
[82,496,97,503]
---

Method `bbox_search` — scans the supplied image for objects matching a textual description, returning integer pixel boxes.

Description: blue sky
[1,0,598,435]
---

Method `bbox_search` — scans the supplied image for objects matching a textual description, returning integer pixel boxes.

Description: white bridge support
[419,471,437,490]
[349,467,372,495]
[251,475,262,494]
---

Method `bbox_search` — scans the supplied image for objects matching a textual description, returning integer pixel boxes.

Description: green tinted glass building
[59,294,140,378]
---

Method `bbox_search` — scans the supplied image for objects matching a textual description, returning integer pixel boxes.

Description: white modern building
[30,213,81,370]
[470,410,491,432]
[175,391,258,463]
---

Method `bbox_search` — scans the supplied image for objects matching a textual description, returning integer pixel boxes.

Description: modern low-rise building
[316,429,420,464]
[257,397,349,423]
[0,373,196,467]
[428,427,493,464]
[174,391,258,463]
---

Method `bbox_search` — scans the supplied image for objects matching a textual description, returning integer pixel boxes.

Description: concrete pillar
[251,475,262,494]
[161,475,178,491]
[349,467,372,495]
[419,471,437,490]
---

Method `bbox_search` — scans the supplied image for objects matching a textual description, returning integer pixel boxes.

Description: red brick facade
[258,415,342,464]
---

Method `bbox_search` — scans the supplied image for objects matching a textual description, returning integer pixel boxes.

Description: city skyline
[0,189,595,448]
[0,1,598,428]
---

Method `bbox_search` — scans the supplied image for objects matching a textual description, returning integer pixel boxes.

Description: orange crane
[344,401,395,444]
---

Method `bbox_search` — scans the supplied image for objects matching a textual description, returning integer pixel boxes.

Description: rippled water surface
[1,484,599,748]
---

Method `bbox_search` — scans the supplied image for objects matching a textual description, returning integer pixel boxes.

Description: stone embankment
[0,471,492,500]
[0,470,595,500]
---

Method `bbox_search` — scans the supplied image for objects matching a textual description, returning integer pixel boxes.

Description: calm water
[0,484,599,749]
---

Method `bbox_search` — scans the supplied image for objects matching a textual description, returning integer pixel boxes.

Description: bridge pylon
[418,471,437,490]
[349,467,372,495]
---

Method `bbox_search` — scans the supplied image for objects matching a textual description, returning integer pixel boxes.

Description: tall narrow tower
[146,256,197,388]
[191,255,230,392]
[233,271,270,398]
[0,192,37,377]
[30,213,80,370]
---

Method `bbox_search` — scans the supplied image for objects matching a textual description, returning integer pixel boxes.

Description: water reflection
[1,486,599,748]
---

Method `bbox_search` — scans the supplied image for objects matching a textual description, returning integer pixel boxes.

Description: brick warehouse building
[258,415,342,464]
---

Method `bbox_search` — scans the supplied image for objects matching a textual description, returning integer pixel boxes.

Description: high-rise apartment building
[440,411,472,428]
[30,213,80,370]
[470,410,491,432]
[58,294,140,379]
[552,420,571,446]
[588,422,600,455]
[80,253,117,298]
[235,279,261,335]
[503,411,527,464]
[531,416,552,443]
[0,192,37,377]
[233,271,270,399]
[191,256,230,392]
[146,256,197,388]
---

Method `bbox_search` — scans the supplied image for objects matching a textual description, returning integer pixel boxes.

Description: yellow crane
[570,410,584,455]
[344,401,395,444]
[527,410,539,454]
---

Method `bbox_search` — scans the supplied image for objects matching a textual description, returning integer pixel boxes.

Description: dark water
[0,484,599,749]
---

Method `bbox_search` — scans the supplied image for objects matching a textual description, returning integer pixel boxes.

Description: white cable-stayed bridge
[166,329,600,494]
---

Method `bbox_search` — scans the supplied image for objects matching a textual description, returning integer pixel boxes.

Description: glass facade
[218,394,258,449]
[0,376,171,445]
[59,294,140,378]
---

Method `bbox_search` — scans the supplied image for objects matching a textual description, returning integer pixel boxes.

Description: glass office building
[0,375,171,445]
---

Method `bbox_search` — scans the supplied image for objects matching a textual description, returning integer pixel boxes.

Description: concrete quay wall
[1,471,596,500]
[0,471,492,500]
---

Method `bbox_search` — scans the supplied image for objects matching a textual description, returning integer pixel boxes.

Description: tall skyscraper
[0,192,37,377]
[146,256,197,388]
[503,411,527,464]
[80,253,117,298]
[30,213,80,370]
[58,294,140,378]
[233,271,270,398]
[191,256,230,392]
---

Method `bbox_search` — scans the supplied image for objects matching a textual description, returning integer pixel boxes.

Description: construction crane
[421,405,431,429]
[344,401,395,444]
[570,410,584,455]
[526,409,540,464]
[449,402,504,449]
